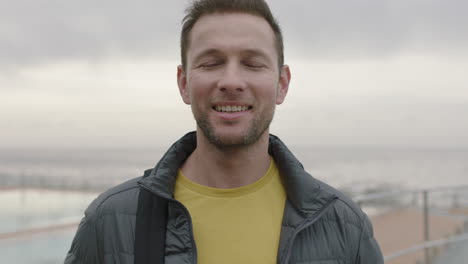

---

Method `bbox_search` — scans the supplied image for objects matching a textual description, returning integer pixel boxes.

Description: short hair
[181,0,284,70]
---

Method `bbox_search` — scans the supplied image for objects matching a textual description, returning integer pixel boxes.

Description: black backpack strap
[134,185,168,264]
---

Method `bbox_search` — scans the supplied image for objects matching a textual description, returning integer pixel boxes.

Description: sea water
[2,147,467,190]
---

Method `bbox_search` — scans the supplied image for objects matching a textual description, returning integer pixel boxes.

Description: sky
[1,0,467,149]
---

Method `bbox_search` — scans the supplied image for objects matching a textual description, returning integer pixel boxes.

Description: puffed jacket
[65,132,384,264]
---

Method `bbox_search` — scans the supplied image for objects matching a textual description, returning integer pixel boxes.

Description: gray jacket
[65,132,383,263]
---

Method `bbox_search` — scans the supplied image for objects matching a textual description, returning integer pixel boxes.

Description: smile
[213,105,253,113]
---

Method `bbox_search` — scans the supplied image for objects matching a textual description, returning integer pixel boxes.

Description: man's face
[177,13,290,148]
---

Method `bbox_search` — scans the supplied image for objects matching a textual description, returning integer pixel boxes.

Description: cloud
[270,0,468,60]
[0,0,185,67]
[1,0,467,68]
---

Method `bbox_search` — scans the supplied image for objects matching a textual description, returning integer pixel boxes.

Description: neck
[180,130,271,188]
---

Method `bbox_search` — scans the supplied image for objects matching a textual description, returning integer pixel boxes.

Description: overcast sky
[1,0,467,149]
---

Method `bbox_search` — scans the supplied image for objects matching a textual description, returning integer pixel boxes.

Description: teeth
[215,105,249,112]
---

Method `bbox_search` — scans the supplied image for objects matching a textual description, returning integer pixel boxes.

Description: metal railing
[384,233,468,262]
[355,185,468,264]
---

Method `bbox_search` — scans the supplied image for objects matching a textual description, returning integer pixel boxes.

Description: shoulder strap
[134,186,168,264]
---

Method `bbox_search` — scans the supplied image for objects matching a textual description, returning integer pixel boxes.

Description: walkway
[371,207,468,264]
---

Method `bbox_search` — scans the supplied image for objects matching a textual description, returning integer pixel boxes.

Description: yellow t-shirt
[174,159,286,264]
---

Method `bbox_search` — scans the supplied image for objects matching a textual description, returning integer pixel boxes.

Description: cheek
[251,77,280,98]
[187,75,208,99]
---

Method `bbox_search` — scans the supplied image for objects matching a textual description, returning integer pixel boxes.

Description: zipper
[281,198,338,264]
[140,184,198,264]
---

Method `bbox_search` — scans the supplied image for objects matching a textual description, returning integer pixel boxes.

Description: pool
[0,189,97,264]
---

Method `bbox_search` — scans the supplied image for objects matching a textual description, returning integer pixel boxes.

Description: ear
[177,65,191,105]
[276,65,291,105]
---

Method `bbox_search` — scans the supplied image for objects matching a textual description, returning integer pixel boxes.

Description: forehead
[187,12,276,58]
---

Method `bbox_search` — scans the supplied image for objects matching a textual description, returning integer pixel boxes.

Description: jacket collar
[138,131,336,216]
[268,134,337,216]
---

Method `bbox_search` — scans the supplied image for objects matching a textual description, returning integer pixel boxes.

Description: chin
[211,131,248,147]
[206,128,268,149]
[196,115,271,149]
[219,134,250,145]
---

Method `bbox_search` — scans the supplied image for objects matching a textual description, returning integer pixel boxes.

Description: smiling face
[177,12,290,149]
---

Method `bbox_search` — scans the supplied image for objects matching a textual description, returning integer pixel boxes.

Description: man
[65,0,383,263]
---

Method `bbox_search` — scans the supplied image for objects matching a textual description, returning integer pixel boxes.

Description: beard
[194,106,275,149]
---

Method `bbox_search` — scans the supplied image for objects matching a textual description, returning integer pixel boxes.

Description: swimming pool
[0,189,97,264]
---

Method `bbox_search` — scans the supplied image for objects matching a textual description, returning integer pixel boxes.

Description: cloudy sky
[1,0,467,149]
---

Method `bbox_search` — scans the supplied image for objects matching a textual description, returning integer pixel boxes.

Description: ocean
[1,146,467,263]
[1,146,467,191]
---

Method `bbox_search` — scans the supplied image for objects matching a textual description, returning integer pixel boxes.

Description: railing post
[411,191,418,208]
[452,192,459,209]
[423,190,430,264]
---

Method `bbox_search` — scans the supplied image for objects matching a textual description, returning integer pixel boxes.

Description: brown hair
[181,0,284,70]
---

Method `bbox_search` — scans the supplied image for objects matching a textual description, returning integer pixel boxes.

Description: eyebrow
[192,48,272,64]
[241,49,270,59]
[241,49,274,66]
[192,49,223,64]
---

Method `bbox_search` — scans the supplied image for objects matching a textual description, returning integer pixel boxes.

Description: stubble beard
[195,107,275,150]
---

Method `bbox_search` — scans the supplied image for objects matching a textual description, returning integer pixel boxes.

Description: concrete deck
[371,208,467,264]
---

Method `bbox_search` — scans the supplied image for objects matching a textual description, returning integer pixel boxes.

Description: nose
[217,62,246,93]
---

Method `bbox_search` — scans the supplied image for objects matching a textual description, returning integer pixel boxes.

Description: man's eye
[200,61,222,68]
[244,61,264,69]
